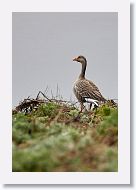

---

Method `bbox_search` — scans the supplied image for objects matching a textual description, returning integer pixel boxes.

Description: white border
[0,0,130,184]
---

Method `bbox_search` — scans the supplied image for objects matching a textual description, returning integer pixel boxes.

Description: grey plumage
[73,55,106,111]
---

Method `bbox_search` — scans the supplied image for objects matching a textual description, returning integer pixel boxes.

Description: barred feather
[73,79,106,104]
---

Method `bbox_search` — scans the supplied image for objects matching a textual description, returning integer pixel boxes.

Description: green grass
[12,101,118,172]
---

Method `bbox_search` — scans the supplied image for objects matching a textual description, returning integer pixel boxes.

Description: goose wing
[74,79,106,101]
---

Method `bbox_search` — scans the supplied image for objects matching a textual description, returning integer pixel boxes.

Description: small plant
[68,109,79,117]
[34,102,59,118]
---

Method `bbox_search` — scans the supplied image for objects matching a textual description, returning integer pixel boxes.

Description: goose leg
[80,102,84,113]
[93,104,98,110]
[90,103,92,110]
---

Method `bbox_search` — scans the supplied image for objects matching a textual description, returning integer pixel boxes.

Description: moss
[33,102,59,118]
[12,101,118,172]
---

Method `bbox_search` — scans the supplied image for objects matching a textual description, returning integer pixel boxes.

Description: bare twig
[50,108,63,125]
[36,91,51,102]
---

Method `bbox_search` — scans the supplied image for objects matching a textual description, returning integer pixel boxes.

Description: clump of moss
[33,102,59,118]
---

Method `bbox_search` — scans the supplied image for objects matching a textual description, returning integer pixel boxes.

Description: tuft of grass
[12,100,118,172]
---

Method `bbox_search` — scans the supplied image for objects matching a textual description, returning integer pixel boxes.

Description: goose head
[73,55,87,64]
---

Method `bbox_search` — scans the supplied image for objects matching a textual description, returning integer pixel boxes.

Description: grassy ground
[12,99,118,172]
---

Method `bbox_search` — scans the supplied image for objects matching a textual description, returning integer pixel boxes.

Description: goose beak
[73,57,77,61]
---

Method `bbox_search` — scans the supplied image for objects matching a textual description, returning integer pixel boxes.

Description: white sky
[12,12,118,107]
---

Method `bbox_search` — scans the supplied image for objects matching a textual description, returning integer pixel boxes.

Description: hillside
[12,94,118,172]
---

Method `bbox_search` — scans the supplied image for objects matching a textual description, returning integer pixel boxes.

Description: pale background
[12,12,118,107]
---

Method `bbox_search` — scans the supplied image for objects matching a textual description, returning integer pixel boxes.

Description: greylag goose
[73,55,106,112]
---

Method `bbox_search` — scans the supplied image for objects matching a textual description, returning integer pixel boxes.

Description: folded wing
[74,79,106,102]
